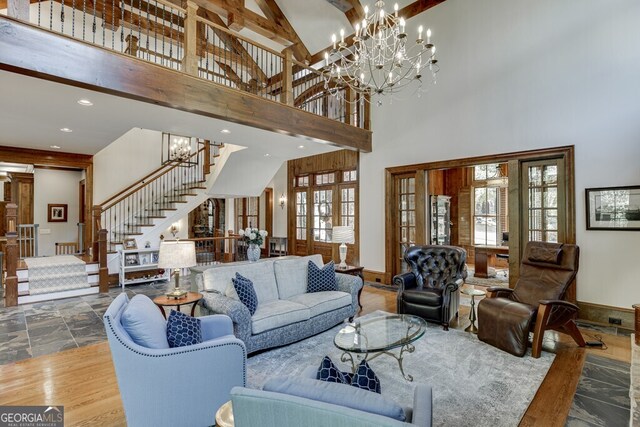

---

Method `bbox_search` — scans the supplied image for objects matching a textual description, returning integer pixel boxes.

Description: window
[527,164,559,242]
[296,176,309,187]
[474,164,501,181]
[315,172,335,185]
[343,170,357,182]
[296,191,307,240]
[313,189,333,242]
[235,197,259,231]
[474,187,499,245]
[341,187,356,228]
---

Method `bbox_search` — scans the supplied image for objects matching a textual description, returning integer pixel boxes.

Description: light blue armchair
[103,293,246,427]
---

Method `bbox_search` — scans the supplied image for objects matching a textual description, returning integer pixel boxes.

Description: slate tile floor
[0,281,170,365]
[566,354,631,426]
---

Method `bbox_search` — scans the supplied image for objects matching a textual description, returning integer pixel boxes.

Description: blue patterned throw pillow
[317,355,350,384]
[233,273,258,316]
[351,360,381,394]
[307,260,337,293]
[166,310,202,348]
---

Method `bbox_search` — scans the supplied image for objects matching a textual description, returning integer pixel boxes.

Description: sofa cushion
[274,254,324,299]
[287,291,352,318]
[202,260,279,304]
[308,261,338,293]
[263,376,406,422]
[166,310,202,348]
[251,300,310,335]
[316,355,351,384]
[233,273,259,316]
[121,295,169,349]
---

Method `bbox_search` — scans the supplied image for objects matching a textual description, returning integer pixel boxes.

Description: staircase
[93,140,225,273]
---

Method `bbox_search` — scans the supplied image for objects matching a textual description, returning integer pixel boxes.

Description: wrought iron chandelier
[167,134,192,162]
[323,1,439,103]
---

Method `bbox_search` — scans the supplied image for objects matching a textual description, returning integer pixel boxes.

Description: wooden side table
[334,265,365,310]
[153,292,203,319]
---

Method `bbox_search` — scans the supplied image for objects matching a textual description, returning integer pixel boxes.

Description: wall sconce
[170,223,179,238]
[279,194,286,209]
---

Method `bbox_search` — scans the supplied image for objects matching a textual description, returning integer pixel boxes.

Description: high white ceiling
[0,70,338,163]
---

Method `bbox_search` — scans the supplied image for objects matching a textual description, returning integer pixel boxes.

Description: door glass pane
[543,165,557,184]
[544,188,557,208]
[526,161,562,243]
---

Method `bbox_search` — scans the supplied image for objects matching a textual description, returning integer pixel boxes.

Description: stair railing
[93,140,219,251]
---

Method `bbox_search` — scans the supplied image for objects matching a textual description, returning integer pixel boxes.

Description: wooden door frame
[385,146,575,287]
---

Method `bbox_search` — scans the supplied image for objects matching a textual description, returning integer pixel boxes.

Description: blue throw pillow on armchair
[232,273,258,316]
[317,356,380,394]
[307,260,338,293]
[351,360,381,394]
[317,355,351,384]
[166,310,202,348]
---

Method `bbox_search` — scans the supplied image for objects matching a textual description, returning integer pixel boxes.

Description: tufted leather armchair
[477,241,585,358]
[394,245,468,330]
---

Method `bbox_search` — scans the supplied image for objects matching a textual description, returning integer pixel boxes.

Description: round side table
[461,288,486,334]
[215,400,234,427]
[152,292,203,319]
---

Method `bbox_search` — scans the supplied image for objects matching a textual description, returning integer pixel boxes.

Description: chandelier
[323,1,439,103]
[162,133,195,164]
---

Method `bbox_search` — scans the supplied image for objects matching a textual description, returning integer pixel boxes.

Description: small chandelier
[162,133,194,164]
[323,1,439,103]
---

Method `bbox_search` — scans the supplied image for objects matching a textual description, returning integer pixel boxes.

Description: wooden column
[125,35,139,57]
[345,86,354,126]
[7,0,29,21]
[5,203,18,307]
[182,1,199,77]
[98,229,109,293]
[281,50,294,106]
[363,92,371,130]
[203,140,211,175]
[92,205,102,262]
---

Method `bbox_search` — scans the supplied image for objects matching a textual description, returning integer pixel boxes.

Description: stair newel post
[92,205,102,262]
[4,203,19,307]
[98,228,109,293]
[204,140,211,178]
[182,1,198,77]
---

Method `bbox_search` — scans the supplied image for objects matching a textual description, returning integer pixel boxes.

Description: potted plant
[239,228,268,261]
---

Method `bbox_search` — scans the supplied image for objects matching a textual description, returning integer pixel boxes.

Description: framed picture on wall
[586,186,640,231]
[47,204,68,223]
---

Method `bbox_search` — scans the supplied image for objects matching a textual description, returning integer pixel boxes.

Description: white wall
[93,128,163,203]
[360,0,640,308]
[34,168,83,256]
[268,162,288,238]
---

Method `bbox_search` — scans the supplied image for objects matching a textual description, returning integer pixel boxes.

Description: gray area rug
[247,311,555,427]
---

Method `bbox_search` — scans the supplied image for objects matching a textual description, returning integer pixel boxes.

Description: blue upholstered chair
[103,293,246,427]
[230,366,432,427]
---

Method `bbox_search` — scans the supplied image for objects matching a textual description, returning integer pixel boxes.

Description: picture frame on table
[123,238,138,250]
[124,253,140,266]
[151,252,159,264]
[139,253,151,265]
[586,185,640,231]
[47,204,68,223]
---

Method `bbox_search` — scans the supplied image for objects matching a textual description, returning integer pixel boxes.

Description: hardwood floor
[0,286,631,426]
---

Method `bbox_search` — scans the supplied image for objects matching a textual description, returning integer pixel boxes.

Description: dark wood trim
[33,165,84,172]
[0,16,371,152]
[577,301,634,331]
[264,187,273,255]
[0,145,92,169]
[363,269,392,285]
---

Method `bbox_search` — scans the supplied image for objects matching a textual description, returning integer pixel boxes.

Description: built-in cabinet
[119,248,169,289]
[430,195,451,245]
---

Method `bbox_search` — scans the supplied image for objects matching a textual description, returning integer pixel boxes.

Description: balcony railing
[2,0,369,129]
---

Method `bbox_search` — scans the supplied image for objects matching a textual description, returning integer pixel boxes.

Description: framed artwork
[586,186,640,231]
[139,253,151,265]
[47,204,68,222]
[124,253,140,266]
[123,238,138,250]
[152,252,159,264]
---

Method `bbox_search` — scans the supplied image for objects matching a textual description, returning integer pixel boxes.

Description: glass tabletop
[334,314,427,354]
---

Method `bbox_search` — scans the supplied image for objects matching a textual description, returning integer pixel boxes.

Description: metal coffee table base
[340,342,417,382]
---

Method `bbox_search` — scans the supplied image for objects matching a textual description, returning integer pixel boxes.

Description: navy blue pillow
[352,360,381,394]
[317,356,380,394]
[233,273,258,316]
[307,260,337,293]
[166,310,202,348]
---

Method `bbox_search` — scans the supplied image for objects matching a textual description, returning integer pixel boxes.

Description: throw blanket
[24,255,89,295]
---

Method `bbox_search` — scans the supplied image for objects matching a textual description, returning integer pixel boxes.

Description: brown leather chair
[394,245,467,330]
[477,241,585,358]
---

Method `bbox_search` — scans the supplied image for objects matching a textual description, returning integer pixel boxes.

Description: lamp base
[165,289,187,299]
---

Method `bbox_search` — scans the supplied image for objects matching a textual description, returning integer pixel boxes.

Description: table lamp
[158,240,196,299]
[332,226,355,269]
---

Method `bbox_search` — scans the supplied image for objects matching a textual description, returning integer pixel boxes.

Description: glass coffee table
[334,313,427,381]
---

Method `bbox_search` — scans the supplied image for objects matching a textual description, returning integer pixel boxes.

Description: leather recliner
[477,241,585,358]
[394,245,467,330]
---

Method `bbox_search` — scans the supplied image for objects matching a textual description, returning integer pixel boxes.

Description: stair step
[181,181,206,186]
[166,193,197,197]
[137,215,166,219]
[146,208,178,211]
[184,186,206,190]
[124,223,154,227]
[162,200,188,203]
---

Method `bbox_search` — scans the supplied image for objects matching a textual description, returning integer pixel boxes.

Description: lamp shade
[158,241,197,269]
[332,226,355,244]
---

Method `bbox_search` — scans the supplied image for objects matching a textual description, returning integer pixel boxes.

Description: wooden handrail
[100,146,206,211]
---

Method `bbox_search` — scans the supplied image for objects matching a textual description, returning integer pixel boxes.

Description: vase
[247,243,261,262]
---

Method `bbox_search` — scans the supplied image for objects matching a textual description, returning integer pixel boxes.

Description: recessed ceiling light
[221,129,231,134]
[77,99,93,106]
[264,153,271,157]
[298,145,305,149]
[50,145,61,149]
[60,128,73,133]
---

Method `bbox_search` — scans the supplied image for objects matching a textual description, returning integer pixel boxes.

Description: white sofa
[195,255,362,354]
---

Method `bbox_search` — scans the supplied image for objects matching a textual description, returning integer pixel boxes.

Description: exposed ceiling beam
[254,0,310,62]
[191,0,294,46]
[325,0,364,28]
[310,0,446,65]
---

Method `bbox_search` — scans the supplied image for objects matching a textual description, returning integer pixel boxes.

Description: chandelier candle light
[332,226,355,269]
[158,240,197,299]
[324,1,438,103]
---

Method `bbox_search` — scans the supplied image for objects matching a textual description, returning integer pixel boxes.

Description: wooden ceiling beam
[310,0,446,65]
[254,0,310,63]
[326,0,364,28]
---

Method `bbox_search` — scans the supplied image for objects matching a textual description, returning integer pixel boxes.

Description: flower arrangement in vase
[238,228,268,261]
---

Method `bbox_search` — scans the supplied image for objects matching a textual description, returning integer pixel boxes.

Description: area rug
[247,311,555,427]
[24,255,88,295]
[631,335,639,426]
[465,267,509,288]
